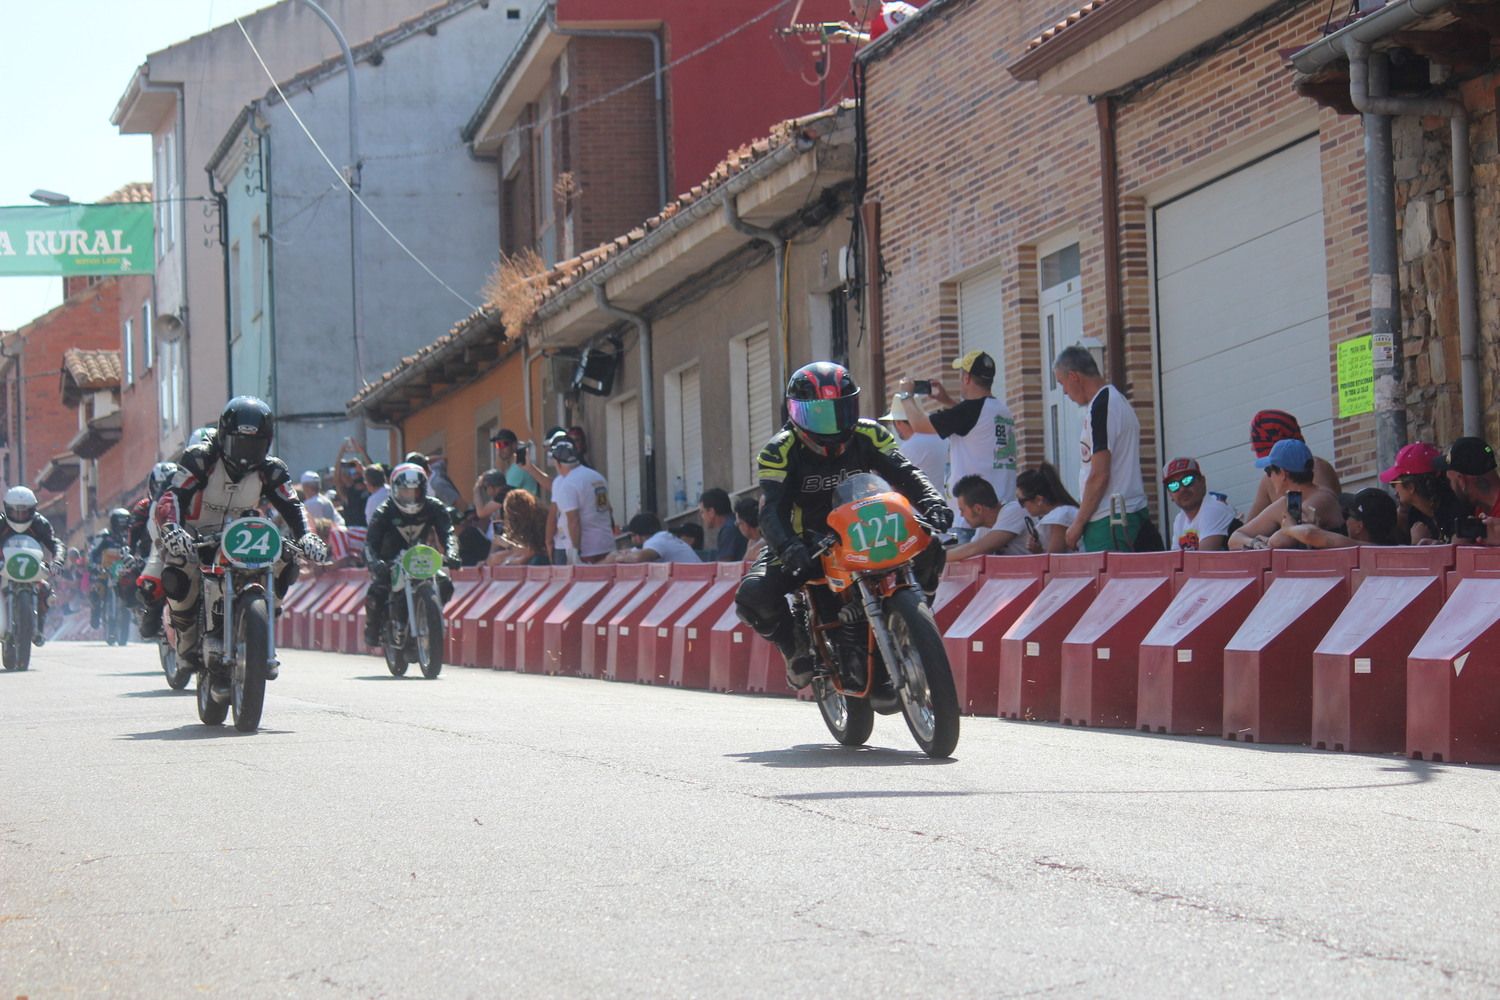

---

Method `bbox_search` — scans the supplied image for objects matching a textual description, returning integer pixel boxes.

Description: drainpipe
[1097,96,1127,392]
[594,283,657,514]
[1345,37,1480,445]
[249,109,276,411]
[860,201,886,407]
[524,344,545,442]
[725,199,789,398]
[207,170,234,398]
[547,6,668,210]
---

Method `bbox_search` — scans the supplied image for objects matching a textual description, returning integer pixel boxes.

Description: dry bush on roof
[482,247,547,330]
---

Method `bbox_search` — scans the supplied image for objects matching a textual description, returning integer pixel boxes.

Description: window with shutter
[746,330,771,446]
[681,367,702,507]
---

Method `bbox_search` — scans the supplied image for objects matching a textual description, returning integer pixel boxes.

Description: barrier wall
[265,543,1500,766]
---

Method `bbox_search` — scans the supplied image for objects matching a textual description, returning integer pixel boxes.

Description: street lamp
[28,189,71,206]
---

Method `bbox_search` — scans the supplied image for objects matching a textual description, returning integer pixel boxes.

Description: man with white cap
[879,394,948,505]
[298,471,345,529]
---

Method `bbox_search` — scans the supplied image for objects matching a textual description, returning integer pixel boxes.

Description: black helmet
[217,396,274,479]
[109,508,131,535]
[785,362,860,457]
[403,451,431,474]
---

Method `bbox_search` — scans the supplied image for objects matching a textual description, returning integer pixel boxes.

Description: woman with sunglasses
[1379,442,1469,543]
[1015,464,1080,554]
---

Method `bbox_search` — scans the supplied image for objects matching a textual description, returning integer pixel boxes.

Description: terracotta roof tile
[1026,0,1111,52]
[61,349,122,391]
[97,182,152,205]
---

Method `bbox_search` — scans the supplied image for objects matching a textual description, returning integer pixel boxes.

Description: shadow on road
[118,688,192,698]
[107,671,163,678]
[727,744,956,769]
[118,727,296,740]
[349,675,414,681]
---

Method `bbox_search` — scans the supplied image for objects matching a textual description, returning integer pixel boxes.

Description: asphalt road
[3,640,1499,998]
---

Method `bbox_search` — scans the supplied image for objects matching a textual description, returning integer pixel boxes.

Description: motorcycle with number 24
[796,473,960,759]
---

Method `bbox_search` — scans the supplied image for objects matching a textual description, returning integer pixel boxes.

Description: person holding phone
[1230,439,1343,549]
[1015,464,1080,553]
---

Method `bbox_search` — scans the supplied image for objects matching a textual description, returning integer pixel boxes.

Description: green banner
[0,203,154,276]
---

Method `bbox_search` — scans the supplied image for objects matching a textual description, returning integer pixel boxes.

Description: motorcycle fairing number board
[220,517,283,569]
[845,499,909,563]
[400,544,443,581]
[4,548,42,583]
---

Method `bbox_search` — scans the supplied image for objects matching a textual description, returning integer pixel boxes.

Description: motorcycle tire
[884,588,960,759]
[111,600,130,648]
[161,640,190,691]
[814,676,875,748]
[11,589,33,672]
[196,668,228,726]
[415,588,444,680]
[383,621,409,677]
[231,594,270,733]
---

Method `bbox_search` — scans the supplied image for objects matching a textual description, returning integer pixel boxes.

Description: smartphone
[912,379,932,396]
[515,444,527,464]
[1024,516,1041,547]
[1285,490,1303,524]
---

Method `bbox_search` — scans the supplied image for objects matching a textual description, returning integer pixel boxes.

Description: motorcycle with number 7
[0,536,48,671]
[797,473,960,759]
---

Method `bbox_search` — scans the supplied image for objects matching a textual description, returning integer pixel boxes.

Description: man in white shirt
[1162,457,1235,551]
[898,350,1018,531]
[1053,346,1155,552]
[609,512,702,563]
[944,475,1032,561]
[362,465,389,526]
[879,395,948,501]
[299,471,345,528]
[548,439,616,563]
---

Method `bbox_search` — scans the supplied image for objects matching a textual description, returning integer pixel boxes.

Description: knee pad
[161,567,192,602]
[138,575,164,603]
[734,576,787,636]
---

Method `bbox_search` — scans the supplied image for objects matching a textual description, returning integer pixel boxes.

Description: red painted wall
[556,0,857,193]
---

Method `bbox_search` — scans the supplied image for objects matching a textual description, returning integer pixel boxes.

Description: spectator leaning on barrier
[548,439,615,564]
[896,350,1017,531]
[609,512,703,564]
[699,487,747,561]
[1052,346,1158,552]
[1444,436,1500,519]
[1230,438,1343,549]
[490,488,551,566]
[734,495,765,562]
[1014,464,1079,554]
[1380,442,1469,544]
[672,521,706,555]
[944,475,1031,560]
[1163,457,1236,552]
[1269,487,1402,549]
[1247,409,1341,517]
[878,395,948,507]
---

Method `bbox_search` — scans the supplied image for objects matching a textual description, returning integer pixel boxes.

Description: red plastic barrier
[334,578,371,654]
[1408,577,1500,763]
[1311,546,1453,753]
[745,627,785,695]
[579,564,651,679]
[490,567,553,670]
[512,566,579,674]
[942,555,1047,716]
[604,563,675,682]
[316,576,363,651]
[457,568,525,668]
[668,563,744,688]
[1137,550,1270,735]
[441,568,486,665]
[286,574,340,649]
[930,559,983,632]
[634,563,716,685]
[1059,551,1181,729]
[997,553,1105,721]
[708,601,754,693]
[1222,548,1359,744]
[539,565,618,676]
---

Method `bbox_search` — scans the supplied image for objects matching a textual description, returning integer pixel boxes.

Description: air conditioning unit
[571,348,618,397]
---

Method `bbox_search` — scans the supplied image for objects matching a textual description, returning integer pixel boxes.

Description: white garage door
[1155,137,1333,516]
[959,265,1006,399]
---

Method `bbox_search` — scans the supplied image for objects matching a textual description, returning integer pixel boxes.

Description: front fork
[206,566,279,675]
[855,566,920,693]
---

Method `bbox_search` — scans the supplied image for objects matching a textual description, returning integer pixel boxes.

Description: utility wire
[235,16,481,314]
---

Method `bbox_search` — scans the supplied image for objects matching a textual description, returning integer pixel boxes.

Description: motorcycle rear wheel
[814,676,874,747]
[231,595,270,733]
[415,588,444,679]
[885,588,960,759]
[196,668,228,726]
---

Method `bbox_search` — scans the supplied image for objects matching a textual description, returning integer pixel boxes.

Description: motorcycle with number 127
[797,473,960,759]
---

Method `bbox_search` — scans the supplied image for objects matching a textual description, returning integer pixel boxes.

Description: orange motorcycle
[798,473,959,758]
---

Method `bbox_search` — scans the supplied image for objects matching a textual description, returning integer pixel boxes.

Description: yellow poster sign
[1337,336,1374,418]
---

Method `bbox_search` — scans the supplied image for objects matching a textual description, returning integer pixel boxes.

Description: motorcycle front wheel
[383,618,409,677]
[884,588,960,759]
[415,587,444,679]
[814,675,874,748]
[110,596,130,647]
[196,668,228,726]
[231,594,270,733]
[10,589,33,671]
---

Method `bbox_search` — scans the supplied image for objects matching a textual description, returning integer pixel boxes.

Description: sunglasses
[1165,474,1197,493]
[1017,494,1041,504]
[1263,466,1281,477]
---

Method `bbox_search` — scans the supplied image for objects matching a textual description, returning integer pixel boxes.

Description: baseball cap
[1344,487,1398,536]
[549,439,580,465]
[1379,442,1442,483]
[489,427,519,445]
[1444,436,1497,476]
[952,350,997,381]
[1250,409,1303,459]
[299,470,321,486]
[1162,457,1202,484]
[1255,438,1313,473]
[879,396,909,422]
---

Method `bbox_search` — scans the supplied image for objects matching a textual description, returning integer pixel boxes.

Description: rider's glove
[298,533,329,564]
[920,503,955,534]
[160,523,192,558]
[779,541,816,581]
[51,557,65,572]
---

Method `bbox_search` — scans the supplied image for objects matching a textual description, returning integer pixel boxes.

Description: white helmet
[4,486,37,533]
[148,461,180,502]
[389,463,427,515]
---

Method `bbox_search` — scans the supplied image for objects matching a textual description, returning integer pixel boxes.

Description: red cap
[1379,442,1442,483]
[1162,457,1201,483]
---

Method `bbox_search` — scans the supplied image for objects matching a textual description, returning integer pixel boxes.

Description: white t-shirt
[932,395,1018,508]
[1078,385,1147,523]
[974,500,1031,556]
[642,530,702,563]
[898,431,948,500]
[551,465,615,558]
[364,486,389,526]
[1170,494,1237,551]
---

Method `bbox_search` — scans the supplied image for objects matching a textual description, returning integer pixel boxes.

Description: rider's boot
[138,599,163,639]
[33,602,47,647]
[771,618,815,690]
[363,613,382,648]
[89,594,101,630]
